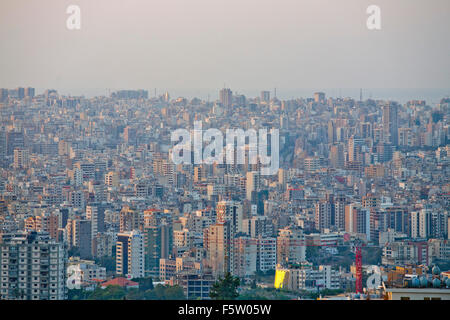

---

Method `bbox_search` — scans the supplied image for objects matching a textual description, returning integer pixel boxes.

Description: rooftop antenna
[274,87,277,98]
[360,88,363,102]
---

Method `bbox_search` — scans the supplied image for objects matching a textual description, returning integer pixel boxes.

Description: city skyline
[1,86,449,106]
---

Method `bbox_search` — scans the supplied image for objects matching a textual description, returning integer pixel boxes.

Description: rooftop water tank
[432,265,441,276]
[432,278,441,288]
[420,276,428,288]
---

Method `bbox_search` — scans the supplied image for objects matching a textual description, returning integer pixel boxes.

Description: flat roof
[386,288,450,293]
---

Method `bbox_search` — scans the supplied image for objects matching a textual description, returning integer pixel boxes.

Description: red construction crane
[355,245,363,294]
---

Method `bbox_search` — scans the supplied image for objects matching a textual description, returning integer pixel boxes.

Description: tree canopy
[209,272,240,300]
[69,283,184,300]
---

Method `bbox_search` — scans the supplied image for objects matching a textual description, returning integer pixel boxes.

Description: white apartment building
[0,231,67,300]
[68,258,107,282]
[257,237,277,273]
[116,230,145,279]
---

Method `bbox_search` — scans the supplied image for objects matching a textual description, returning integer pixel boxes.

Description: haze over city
[0,0,449,101]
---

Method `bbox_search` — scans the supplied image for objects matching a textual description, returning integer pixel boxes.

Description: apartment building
[0,231,67,300]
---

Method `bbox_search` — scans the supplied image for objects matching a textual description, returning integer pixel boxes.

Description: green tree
[209,272,240,300]
[144,284,185,300]
[68,283,185,300]
[131,277,154,291]
[126,288,144,300]
[144,289,157,300]
[88,285,126,300]
[68,288,88,300]
[163,285,185,300]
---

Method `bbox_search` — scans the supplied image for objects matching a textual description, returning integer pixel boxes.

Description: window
[400,297,410,300]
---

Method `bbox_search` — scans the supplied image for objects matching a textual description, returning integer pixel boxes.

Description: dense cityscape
[0,87,448,300]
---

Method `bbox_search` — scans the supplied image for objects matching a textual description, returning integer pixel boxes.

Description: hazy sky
[0,0,449,98]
